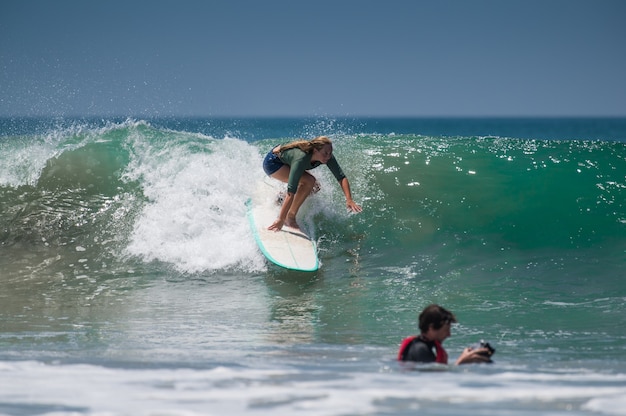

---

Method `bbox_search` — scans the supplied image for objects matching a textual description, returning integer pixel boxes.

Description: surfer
[398,304,494,365]
[262,136,362,231]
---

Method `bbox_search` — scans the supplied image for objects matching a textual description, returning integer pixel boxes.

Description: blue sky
[1,0,625,117]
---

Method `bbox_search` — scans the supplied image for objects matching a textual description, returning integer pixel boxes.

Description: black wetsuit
[398,335,443,363]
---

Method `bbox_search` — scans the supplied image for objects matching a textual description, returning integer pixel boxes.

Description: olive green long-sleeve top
[278,147,346,194]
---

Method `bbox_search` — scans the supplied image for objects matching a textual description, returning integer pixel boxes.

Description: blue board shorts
[263,148,284,176]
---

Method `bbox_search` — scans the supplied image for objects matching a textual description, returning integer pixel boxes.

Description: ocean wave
[1,120,624,278]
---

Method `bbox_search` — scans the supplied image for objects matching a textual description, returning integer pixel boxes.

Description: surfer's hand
[268,218,284,232]
[346,199,362,213]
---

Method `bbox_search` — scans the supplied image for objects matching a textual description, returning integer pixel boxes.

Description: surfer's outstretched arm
[339,177,362,213]
[268,192,300,231]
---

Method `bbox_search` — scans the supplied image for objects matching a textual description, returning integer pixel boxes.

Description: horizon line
[1,114,626,120]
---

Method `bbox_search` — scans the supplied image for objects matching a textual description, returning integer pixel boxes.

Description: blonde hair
[281,136,332,154]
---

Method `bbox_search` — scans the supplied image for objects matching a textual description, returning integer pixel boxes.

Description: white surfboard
[246,184,319,272]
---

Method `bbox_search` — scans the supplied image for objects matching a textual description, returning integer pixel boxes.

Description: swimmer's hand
[456,347,493,365]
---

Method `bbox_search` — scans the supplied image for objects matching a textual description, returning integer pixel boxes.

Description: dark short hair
[418,304,457,333]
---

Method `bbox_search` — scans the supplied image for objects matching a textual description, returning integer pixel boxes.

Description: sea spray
[124,132,266,273]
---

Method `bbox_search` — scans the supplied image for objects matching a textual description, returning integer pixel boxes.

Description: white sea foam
[1,360,626,416]
[124,135,266,273]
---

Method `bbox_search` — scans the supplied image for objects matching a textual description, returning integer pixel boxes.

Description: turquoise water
[1,117,625,415]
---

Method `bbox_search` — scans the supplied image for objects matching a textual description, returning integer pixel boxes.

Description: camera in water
[470,340,496,361]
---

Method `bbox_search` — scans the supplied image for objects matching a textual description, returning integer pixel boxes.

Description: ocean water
[1,117,625,415]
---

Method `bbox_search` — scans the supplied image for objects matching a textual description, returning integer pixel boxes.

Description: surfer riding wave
[262,136,362,231]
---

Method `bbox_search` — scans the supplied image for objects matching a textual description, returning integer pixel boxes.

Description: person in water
[398,304,493,365]
[262,136,362,231]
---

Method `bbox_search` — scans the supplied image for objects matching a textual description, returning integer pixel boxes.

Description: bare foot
[284,215,300,230]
